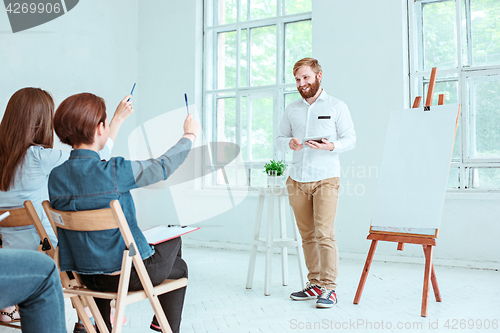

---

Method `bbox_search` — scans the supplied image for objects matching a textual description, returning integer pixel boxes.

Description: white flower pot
[267,171,283,187]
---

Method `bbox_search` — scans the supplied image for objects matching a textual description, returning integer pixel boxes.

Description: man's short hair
[293,57,322,76]
[54,93,107,147]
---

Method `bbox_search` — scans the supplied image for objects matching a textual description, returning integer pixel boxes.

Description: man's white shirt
[276,89,356,182]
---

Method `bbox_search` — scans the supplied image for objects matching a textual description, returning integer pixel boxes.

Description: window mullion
[247,28,251,87]
[465,0,473,67]
[455,0,463,69]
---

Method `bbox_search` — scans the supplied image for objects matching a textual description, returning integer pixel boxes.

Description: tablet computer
[303,135,330,145]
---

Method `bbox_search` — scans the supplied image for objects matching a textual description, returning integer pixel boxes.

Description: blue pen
[127,83,136,102]
[184,93,190,115]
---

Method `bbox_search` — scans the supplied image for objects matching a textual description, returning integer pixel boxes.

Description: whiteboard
[371,104,460,234]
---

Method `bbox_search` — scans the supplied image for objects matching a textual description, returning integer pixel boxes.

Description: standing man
[276,58,356,308]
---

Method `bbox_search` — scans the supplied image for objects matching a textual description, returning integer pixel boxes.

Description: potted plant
[264,159,286,187]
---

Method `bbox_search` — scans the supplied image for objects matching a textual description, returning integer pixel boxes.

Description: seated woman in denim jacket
[0,88,132,327]
[48,93,199,333]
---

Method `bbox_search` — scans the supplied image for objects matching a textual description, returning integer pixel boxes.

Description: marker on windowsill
[184,93,190,115]
[127,83,136,102]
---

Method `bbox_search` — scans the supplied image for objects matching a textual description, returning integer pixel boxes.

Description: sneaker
[316,288,338,308]
[290,282,322,300]
[150,322,162,332]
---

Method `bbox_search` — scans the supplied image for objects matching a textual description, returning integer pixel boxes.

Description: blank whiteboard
[371,104,460,234]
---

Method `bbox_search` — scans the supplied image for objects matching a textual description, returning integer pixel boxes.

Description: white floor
[1,245,499,333]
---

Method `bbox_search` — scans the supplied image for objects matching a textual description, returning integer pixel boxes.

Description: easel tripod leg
[421,245,434,317]
[353,240,378,304]
[431,265,442,302]
[422,246,442,302]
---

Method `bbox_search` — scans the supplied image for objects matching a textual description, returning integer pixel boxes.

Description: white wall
[0,0,139,157]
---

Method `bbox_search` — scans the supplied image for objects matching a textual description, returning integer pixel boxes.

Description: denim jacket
[48,138,192,274]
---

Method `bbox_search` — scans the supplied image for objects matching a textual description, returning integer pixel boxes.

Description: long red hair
[0,88,54,191]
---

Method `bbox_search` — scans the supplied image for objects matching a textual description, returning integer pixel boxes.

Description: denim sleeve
[129,138,192,188]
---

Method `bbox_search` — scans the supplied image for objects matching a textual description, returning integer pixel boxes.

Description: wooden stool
[245,187,305,296]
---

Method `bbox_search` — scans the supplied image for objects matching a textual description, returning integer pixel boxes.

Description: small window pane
[241,0,248,21]
[238,166,249,186]
[468,76,500,159]
[216,98,236,144]
[250,25,276,86]
[471,168,500,188]
[285,20,312,84]
[422,1,457,70]
[447,167,460,188]
[250,168,267,187]
[217,31,237,89]
[285,0,312,15]
[470,0,500,66]
[423,80,459,105]
[285,92,300,107]
[241,96,274,161]
[422,79,460,161]
[218,0,237,25]
[249,0,277,20]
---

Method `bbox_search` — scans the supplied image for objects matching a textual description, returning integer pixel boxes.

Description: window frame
[203,0,312,189]
[408,0,500,190]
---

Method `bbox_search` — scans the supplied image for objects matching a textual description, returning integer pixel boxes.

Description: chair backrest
[42,200,138,256]
[0,201,55,257]
[0,202,36,228]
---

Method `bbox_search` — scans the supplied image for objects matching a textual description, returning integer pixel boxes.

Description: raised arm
[130,114,200,188]
[108,95,134,143]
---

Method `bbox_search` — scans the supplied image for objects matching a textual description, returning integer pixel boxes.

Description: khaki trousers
[286,176,340,290]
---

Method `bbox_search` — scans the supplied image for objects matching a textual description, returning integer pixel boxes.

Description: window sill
[445,190,500,200]
[185,188,260,197]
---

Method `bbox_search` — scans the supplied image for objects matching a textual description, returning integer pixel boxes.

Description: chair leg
[149,296,173,333]
[84,295,109,333]
[72,296,97,333]
[111,252,134,333]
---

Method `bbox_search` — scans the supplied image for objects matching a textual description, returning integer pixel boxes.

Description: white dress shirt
[276,89,356,182]
[0,138,113,250]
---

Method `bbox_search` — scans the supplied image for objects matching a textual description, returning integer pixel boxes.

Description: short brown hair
[54,93,107,147]
[0,87,54,191]
[293,57,322,76]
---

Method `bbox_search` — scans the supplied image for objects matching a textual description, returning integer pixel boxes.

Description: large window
[409,0,500,190]
[204,0,312,188]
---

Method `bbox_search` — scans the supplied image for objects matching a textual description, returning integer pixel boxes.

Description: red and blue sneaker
[290,282,322,300]
[316,288,338,308]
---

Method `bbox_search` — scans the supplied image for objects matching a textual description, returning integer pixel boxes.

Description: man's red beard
[298,76,321,99]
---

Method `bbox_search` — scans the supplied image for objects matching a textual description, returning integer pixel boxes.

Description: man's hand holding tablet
[304,135,335,151]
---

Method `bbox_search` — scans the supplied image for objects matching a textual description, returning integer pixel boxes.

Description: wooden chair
[42,200,188,333]
[0,201,100,332]
[0,201,55,330]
